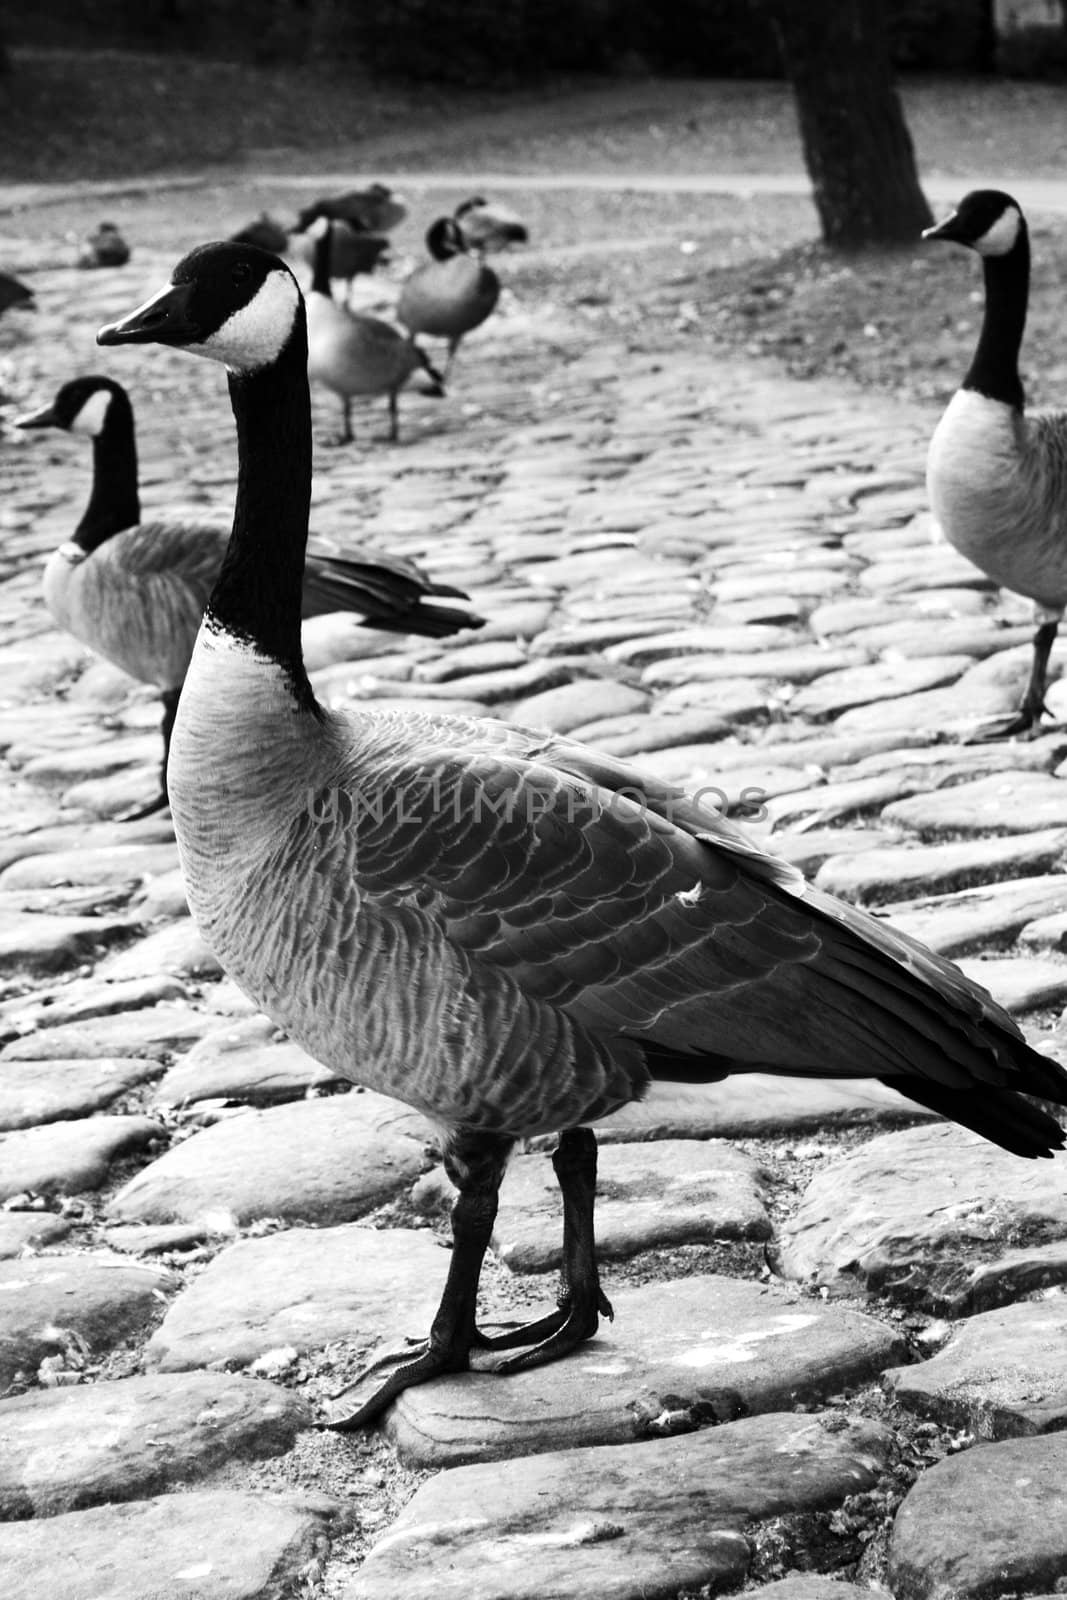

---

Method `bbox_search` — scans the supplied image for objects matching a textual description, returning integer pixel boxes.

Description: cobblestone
[2,170,1066,1598]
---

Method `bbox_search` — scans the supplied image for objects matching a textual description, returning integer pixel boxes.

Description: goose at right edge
[925,189,1067,738]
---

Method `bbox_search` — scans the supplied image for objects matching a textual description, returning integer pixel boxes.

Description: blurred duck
[925,189,1067,737]
[77,221,130,269]
[307,223,444,443]
[292,215,390,300]
[0,271,34,316]
[295,182,406,235]
[16,375,480,816]
[397,216,500,380]
[454,194,529,253]
[229,213,289,254]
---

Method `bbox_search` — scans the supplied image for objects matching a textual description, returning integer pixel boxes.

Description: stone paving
[1,208,1067,1600]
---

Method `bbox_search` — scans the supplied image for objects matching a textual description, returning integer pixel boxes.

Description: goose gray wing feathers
[52,520,225,687]
[293,711,1061,1130]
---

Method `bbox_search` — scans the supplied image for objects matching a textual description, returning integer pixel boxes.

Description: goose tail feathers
[301,550,482,636]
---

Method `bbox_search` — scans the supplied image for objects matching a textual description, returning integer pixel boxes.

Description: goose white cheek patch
[975,207,1021,257]
[69,389,112,437]
[199,273,301,372]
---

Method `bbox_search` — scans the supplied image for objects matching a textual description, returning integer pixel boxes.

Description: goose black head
[97,241,302,373]
[15,375,126,437]
[426,217,468,261]
[923,190,1024,258]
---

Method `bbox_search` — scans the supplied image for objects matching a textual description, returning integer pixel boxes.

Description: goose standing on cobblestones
[16,375,479,817]
[99,242,1067,1428]
[397,217,501,380]
[307,223,444,443]
[926,189,1067,736]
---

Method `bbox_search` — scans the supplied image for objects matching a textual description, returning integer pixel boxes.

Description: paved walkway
[1,195,1067,1599]
[5,169,1067,217]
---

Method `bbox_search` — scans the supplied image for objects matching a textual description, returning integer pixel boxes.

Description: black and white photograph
[1,3,1067,1596]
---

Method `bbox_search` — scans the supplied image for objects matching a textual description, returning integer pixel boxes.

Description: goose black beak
[922,210,961,243]
[13,401,57,430]
[98,279,199,348]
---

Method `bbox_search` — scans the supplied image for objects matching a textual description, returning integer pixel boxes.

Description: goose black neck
[75,387,140,551]
[206,308,319,711]
[963,225,1029,411]
[310,229,332,296]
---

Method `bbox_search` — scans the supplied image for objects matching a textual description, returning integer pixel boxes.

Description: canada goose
[77,221,130,269]
[16,374,480,817]
[454,194,529,253]
[295,183,406,235]
[99,242,1067,1428]
[926,189,1067,737]
[307,222,444,443]
[230,214,289,254]
[397,217,500,380]
[0,271,34,316]
[292,216,390,299]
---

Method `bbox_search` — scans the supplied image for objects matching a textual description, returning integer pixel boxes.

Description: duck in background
[77,221,130,269]
[292,214,390,302]
[16,374,480,816]
[295,181,407,236]
[229,213,290,254]
[925,189,1067,738]
[306,222,444,443]
[397,216,500,381]
[454,194,529,254]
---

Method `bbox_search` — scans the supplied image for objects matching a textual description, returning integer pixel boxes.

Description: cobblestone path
[1,226,1066,1600]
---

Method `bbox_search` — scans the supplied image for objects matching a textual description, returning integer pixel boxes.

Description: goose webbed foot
[477,1127,612,1370]
[323,1130,512,1431]
[963,704,1051,743]
[966,620,1055,745]
[116,790,171,824]
[323,1127,609,1431]
[965,618,1060,743]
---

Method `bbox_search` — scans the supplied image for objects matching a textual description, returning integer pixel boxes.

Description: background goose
[0,271,34,317]
[397,216,500,380]
[77,221,130,269]
[100,242,1067,1429]
[454,194,529,253]
[307,222,444,443]
[925,188,1067,736]
[295,182,406,236]
[292,215,390,301]
[16,374,480,816]
[229,213,289,254]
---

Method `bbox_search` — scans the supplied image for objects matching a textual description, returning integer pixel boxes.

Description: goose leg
[339,397,353,445]
[117,686,179,822]
[387,390,399,443]
[967,618,1059,741]
[324,1130,512,1430]
[480,1126,613,1367]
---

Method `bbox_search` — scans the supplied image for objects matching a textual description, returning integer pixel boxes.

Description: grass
[3,47,1067,415]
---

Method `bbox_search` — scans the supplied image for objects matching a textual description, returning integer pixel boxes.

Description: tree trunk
[763,0,933,250]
